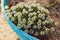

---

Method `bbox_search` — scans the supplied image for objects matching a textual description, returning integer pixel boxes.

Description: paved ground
[0,10,18,40]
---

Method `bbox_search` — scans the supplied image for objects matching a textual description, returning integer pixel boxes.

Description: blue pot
[1,0,39,40]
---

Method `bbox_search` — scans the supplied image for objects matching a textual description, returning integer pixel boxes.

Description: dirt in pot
[46,3,60,40]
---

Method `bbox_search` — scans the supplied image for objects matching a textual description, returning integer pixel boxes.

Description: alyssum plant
[5,2,58,37]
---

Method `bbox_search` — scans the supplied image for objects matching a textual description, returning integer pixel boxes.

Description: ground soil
[47,3,60,40]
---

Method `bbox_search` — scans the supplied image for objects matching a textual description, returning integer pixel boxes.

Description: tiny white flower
[37,6,42,10]
[33,25,37,29]
[6,10,10,13]
[11,6,16,11]
[25,4,28,7]
[28,20,33,25]
[22,18,26,24]
[17,12,22,16]
[44,9,49,14]
[5,5,9,9]
[28,18,32,21]
[31,3,37,7]
[34,32,39,36]
[40,31,45,35]
[22,9,28,13]
[42,22,46,25]
[37,11,40,13]
[50,27,55,32]
[45,28,49,32]
[17,23,23,28]
[42,16,45,20]
[33,12,37,15]
[38,19,41,23]
[8,13,12,18]
[28,13,33,17]
[38,14,42,18]
[23,9,26,11]
[55,22,58,26]
[29,8,33,11]
[32,16,37,20]
[17,3,24,8]
[37,19,41,25]
[45,20,49,23]
[40,7,45,11]
[14,13,18,17]
[11,17,15,21]
[28,5,31,8]
[24,30,29,33]
[29,29,34,34]
[48,19,54,23]
[37,26,41,29]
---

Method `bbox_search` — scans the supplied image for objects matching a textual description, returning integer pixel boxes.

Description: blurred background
[0,0,60,40]
[0,0,18,40]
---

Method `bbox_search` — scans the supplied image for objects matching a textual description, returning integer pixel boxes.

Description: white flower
[17,2,24,6]
[22,18,26,24]
[29,29,34,34]
[28,20,33,25]
[37,6,42,10]
[38,14,42,18]
[50,27,55,32]
[32,12,37,15]
[24,30,29,33]
[28,13,33,17]
[17,23,23,28]
[32,16,37,20]
[38,19,41,23]
[45,28,49,32]
[48,19,54,23]
[6,10,10,13]
[5,5,9,9]
[55,22,58,26]
[22,9,28,13]
[37,26,41,29]
[24,4,28,7]
[17,2,24,8]
[29,8,33,11]
[31,3,37,7]
[40,7,45,11]
[28,18,32,21]
[11,6,16,11]
[41,16,45,20]
[11,17,15,21]
[42,22,46,25]
[45,20,49,23]
[16,12,22,18]
[33,25,37,29]
[40,31,45,35]
[8,13,12,18]
[38,14,45,19]
[14,13,18,17]
[23,9,26,11]
[34,32,39,36]
[28,5,31,8]
[11,11,16,14]
[37,11,40,13]
[37,19,42,25]
[43,9,49,14]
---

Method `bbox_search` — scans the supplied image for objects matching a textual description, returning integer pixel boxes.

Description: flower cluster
[5,2,58,36]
